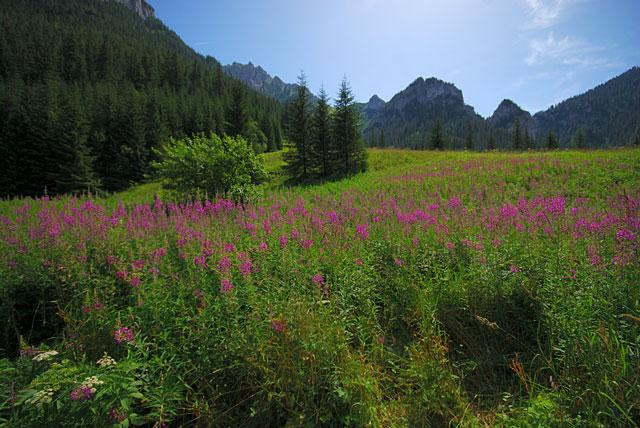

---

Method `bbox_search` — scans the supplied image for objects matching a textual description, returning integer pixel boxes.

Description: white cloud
[525,32,620,68]
[523,0,568,29]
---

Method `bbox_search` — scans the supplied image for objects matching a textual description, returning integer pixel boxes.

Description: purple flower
[218,256,232,272]
[279,235,288,248]
[356,223,370,240]
[312,273,325,286]
[220,278,234,293]
[114,327,135,345]
[271,319,285,333]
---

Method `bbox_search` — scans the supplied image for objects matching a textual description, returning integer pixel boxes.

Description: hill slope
[0,0,284,196]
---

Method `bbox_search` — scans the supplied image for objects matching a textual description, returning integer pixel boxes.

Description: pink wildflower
[220,278,234,293]
[313,273,325,286]
[114,327,135,345]
[218,256,232,272]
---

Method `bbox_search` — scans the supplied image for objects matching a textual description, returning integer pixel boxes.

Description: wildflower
[301,239,313,250]
[152,247,167,260]
[220,278,234,293]
[218,256,232,272]
[26,388,55,406]
[394,258,404,267]
[356,223,370,240]
[509,264,520,274]
[313,274,325,286]
[223,242,236,253]
[116,270,128,281]
[445,242,455,250]
[97,353,116,368]
[70,386,94,402]
[93,301,104,310]
[240,260,252,277]
[194,254,207,269]
[20,347,37,358]
[33,350,59,362]
[258,241,268,251]
[132,259,145,270]
[130,276,141,288]
[279,235,288,248]
[114,327,135,345]
[109,408,127,423]
[271,319,285,333]
[355,258,364,266]
[616,228,636,241]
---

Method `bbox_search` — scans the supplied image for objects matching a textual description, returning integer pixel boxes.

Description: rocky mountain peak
[111,0,155,19]
[489,99,532,129]
[366,95,386,110]
[387,76,464,112]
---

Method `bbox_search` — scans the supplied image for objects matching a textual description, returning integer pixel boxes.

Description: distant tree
[572,128,586,149]
[464,124,474,150]
[487,131,496,151]
[310,86,332,179]
[525,131,534,150]
[512,118,522,150]
[283,72,312,180]
[635,132,640,146]
[429,120,445,150]
[546,132,559,150]
[332,77,366,175]
[378,129,386,148]
[246,120,268,154]
[226,84,249,137]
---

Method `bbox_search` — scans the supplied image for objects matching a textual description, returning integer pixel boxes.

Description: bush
[152,133,268,202]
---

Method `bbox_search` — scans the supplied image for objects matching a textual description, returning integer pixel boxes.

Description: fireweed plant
[0,149,638,426]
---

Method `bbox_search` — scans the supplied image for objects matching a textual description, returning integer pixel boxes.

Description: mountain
[361,77,490,149]
[489,99,533,131]
[223,62,318,104]
[0,0,284,196]
[531,66,640,147]
[110,0,155,19]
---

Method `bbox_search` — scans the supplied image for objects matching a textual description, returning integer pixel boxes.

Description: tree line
[0,0,284,197]
[284,74,367,182]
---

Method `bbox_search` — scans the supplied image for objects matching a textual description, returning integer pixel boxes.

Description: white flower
[32,350,59,362]
[80,376,104,389]
[26,388,55,406]
[97,353,116,368]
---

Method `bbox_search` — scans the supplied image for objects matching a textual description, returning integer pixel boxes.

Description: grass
[1,147,639,427]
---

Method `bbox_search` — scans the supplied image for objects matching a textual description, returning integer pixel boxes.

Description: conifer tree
[283,72,312,181]
[487,131,496,151]
[572,128,586,149]
[546,132,559,150]
[378,129,386,148]
[464,124,474,150]
[332,77,366,175]
[311,86,332,179]
[226,84,249,137]
[429,120,445,150]
[512,118,522,150]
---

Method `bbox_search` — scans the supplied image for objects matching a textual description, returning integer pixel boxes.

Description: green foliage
[429,120,446,150]
[546,132,559,150]
[332,77,367,175]
[152,133,267,201]
[572,128,587,149]
[0,0,283,196]
[283,73,313,181]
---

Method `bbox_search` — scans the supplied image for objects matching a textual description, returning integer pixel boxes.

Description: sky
[152,0,640,117]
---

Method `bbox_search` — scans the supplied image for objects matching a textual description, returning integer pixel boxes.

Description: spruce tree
[283,72,312,181]
[572,128,586,149]
[429,120,445,150]
[464,124,474,150]
[333,77,366,175]
[226,84,249,138]
[378,129,386,148]
[512,118,522,150]
[311,86,332,179]
[487,131,496,151]
[546,132,559,150]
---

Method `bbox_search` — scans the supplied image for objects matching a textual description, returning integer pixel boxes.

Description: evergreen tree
[525,131,534,149]
[378,129,386,148]
[512,118,522,150]
[332,77,366,175]
[487,131,496,151]
[283,73,312,181]
[226,84,249,137]
[572,128,586,149]
[311,87,332,179]
[635,132,640,146]
[546,132,559,150]
[429,120,445,150]
[464,124,474,150]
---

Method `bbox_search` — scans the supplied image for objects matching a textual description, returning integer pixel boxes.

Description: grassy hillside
[1,148,639,426]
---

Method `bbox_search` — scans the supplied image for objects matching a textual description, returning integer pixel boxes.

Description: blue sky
[153,0,640,117]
